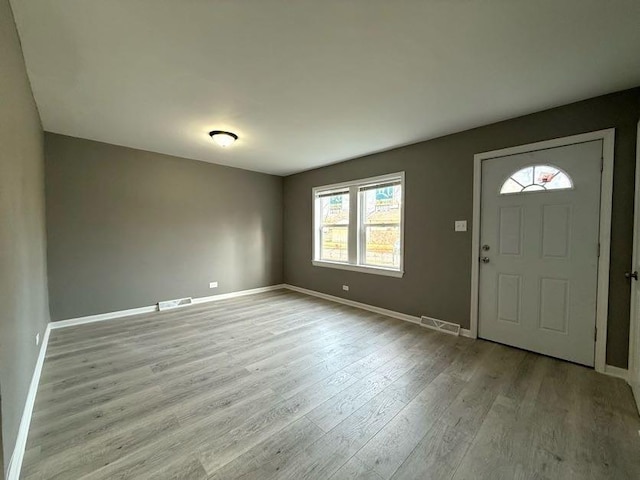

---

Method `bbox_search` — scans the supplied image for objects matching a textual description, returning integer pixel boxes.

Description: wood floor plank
[328,456,384,480]
[136,455,208,480]
[21,290,640,480]
[450,393,551,480]
[74,388,282,479]
[382,335,462,404]
[270,390,407,480]
[438,343,526,437]
[28,360,251,449]
[305,354,417,432]
[207,417,324,480]
[197,368,361,473]
[356,373,467,479]
[24,412,181,480]
[390,420,470,480]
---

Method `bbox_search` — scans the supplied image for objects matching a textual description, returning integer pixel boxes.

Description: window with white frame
[312,173,404,277]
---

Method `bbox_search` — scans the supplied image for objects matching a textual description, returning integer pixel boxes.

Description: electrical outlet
[342,285,349,291]
[35,333,40,346]
[209,282,218,289]
[454,220,467,232]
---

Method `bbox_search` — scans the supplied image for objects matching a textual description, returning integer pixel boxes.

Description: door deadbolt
[482,244,490,251]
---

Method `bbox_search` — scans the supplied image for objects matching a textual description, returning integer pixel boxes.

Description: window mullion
[357,189,363,266]
[348,186,358,265]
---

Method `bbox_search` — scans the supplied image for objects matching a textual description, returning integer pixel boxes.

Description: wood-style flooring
[22,290,640,479]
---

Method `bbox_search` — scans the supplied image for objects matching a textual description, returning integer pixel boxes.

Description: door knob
[480,257,490,264]
[625,271,638,281]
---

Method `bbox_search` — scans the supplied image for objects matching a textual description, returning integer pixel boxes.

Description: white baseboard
[192,284,285,305]
[51,304,159,329]
[50,282,467,338]
[460,328,474,338]
[284,284,422,323]
[51,284,286,329]
[6,323,51,480]
[283,284,472,338]
[603,364,629,381]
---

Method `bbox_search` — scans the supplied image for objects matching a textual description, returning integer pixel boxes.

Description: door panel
[541,204,571,258]
[478,140,602,366]
[497,274,522,323]
[539,277,569,333]
[498,207,523,256]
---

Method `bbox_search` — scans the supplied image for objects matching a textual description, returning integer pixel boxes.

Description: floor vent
[158,297,193,311]
[420,316,461,336]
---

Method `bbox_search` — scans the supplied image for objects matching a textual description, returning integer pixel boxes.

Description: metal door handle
[625,271,638,281]
[480,257,490,264]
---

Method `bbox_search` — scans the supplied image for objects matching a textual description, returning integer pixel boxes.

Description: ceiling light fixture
[209,130,238,147]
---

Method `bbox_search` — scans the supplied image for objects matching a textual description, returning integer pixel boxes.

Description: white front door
[478,140,602,366]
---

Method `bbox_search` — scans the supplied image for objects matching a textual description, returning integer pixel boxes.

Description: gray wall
[45,134,283,321]
[0,0,50,470]
[284,88,640,369]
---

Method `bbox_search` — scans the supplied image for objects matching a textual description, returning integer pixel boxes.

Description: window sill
[311,260,404,278]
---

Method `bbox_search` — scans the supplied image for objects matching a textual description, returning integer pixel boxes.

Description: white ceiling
[11,1,640,175]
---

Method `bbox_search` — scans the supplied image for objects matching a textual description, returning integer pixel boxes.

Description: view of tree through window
[500,164,573,194]
[361,184,402,268]
[319,192,349,262]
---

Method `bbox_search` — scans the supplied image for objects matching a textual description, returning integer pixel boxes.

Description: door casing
[628,120,640,411]
[470,128,615,374]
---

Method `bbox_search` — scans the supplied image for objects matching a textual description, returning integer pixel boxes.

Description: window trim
[312,172,405,278]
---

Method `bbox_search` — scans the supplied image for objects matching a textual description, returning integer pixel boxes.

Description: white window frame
[312,172,405,278]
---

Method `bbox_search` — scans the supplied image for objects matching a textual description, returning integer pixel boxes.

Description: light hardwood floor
[22,290,640,479]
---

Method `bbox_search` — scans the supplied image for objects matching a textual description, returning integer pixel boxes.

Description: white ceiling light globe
[209,131,238,147]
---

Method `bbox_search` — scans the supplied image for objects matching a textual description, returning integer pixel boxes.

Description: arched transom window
[500,164,573,194]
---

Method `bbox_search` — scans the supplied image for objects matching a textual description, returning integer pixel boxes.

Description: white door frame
[628,120,640,409]
[470,129,615,374]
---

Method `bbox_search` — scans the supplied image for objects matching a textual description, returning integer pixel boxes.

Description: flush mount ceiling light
[209,130,238,147]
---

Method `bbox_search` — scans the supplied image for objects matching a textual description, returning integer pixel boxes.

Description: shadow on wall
[231,213,279,294]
